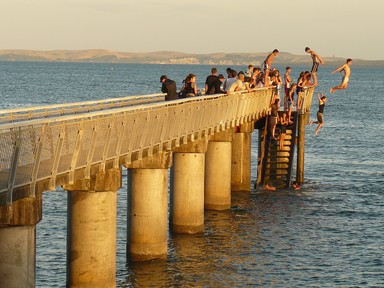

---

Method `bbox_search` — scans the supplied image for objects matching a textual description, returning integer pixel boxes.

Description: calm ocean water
[1,61,383,287]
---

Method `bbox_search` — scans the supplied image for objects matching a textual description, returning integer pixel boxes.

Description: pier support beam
[205,130,232,210]
[126,152,172,261]
[171,138,208,234]
[0,196,41,288]
[65,168,121,288]
[231,123,254,192]
[296,113,307,184]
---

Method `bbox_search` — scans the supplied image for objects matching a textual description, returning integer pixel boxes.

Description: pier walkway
[0,86,314,287]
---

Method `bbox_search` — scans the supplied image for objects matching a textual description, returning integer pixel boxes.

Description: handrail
[0,87,275,202]
[0,93,166,124]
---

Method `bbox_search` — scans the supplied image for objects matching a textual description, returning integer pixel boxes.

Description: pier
[0,86,314,287]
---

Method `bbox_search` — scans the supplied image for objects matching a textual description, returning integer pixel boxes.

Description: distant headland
[0,49,383,67]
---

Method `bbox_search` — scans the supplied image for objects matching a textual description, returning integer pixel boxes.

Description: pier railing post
[64,168,121,288]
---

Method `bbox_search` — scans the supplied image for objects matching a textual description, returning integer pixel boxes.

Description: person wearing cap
[160,75,178,101]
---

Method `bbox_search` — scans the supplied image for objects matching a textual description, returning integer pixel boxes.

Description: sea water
[0,61,383,287]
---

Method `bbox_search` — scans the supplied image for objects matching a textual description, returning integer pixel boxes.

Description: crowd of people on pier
[160,47,353,138]
[160,48,353,191]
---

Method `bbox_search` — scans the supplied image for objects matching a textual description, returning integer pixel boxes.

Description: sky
[1,0,383,60]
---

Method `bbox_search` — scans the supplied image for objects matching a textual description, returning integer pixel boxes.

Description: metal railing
[0,94,166,124]
[1,86,312,205]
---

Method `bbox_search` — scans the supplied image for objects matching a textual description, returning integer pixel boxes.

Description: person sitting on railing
[160,75,178,101]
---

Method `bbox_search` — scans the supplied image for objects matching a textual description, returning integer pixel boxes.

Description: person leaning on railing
[160,75,179,101]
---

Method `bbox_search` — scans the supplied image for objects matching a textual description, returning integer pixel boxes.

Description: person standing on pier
[160,75,178,101]
[269,98,280,140]
[205,67,218,95]
[210,74,226,95]
[263,49,279,86]
[330,58,353,93]
[284,66,292,110]
[305,47,325,86]
[244,64,254,78]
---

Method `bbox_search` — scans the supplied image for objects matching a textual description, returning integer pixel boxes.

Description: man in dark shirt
[205,67,218,95]
[211,74,226,94]
[160,75,178,101]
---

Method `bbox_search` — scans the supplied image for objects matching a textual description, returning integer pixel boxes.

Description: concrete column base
[67,190,117,288]
[205,141,232,210]
[172,152,205,234]
[127,169,168,261]
[231,131,252,192]
[0,225,35,288]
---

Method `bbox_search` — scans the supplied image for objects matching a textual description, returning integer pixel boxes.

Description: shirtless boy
[330,58,352,93]
[305,47,325,86]
[263,49,279,86]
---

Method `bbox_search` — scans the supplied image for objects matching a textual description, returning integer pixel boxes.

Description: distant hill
[0,49,382,67]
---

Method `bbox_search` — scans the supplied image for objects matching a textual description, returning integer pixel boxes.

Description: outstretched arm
[331,64,346,74]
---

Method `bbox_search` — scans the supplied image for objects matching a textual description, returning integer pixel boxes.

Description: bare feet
[265,184,276,191]
[309,121,314,125]
[329,88,334,94]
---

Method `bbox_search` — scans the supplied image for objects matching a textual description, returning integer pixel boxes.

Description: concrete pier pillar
[205,130,232,210]
[126,152,172,261]
[65,168,121,288]
[171,139,208,234]
[231,123,254,192]
[0,225,36,288]
[0,196,41,288]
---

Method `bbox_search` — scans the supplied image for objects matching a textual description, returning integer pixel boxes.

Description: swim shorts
[317,112,324,123]
[311,61,319,73]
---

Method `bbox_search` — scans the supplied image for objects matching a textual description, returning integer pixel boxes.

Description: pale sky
[1,0,383,60]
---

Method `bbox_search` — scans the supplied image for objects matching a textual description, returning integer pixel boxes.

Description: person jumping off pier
[309,93,327,135]
[330,58,352,94]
